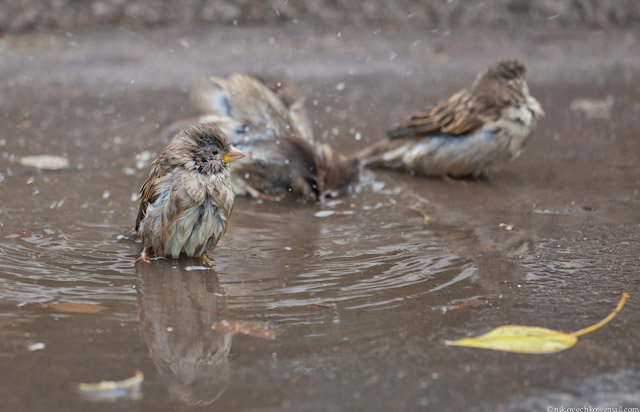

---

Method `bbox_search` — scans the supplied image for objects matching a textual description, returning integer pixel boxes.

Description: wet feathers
[359,59,544,177]
[135,123,242,260]
[189,74,358,201]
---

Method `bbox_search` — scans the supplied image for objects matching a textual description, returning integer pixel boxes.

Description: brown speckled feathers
[135,123,231,232]
[190,74,358,201]
[135,122,243,263]
[387,59,528,139]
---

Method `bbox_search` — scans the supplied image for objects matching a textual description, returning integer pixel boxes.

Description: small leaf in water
[498,223,514,231]
[20,155,70,170]
[6,230,31,239]
[446,293,628,354]
[27,342,46,351]
[78,370,143,400]
[39,302,108,314]
[440,295,500,313]
[212,320,276,340]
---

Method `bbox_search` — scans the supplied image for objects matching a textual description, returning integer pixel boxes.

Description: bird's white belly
[165,200,225,258]
[140,170,231,258]
[389,103,537,177]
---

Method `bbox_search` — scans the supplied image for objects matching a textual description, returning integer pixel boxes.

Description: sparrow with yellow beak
[135,123,244,266]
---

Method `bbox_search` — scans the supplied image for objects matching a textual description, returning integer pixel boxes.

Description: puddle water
[1,27,639,410]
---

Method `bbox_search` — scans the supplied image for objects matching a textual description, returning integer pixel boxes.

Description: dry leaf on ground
[78,371,143,400]
[6,230,31,239]
[39,302,108,314]
[446,293,628,354]
[212,320,276,340]
[20,155,70,170]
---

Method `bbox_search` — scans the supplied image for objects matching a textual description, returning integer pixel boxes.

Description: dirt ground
[0,22,639,411]
[3,0,640,33]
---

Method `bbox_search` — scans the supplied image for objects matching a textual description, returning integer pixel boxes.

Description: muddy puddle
[1,27,639,411]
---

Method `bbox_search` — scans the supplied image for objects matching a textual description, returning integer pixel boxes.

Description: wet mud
[1,27,639,411]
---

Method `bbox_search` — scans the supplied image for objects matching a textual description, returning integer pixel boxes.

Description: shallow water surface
[1,27,639,411]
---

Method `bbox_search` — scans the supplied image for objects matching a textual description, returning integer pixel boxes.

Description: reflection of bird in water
[137,262,232,407]
[358,59,544,178]
[135,123,244,266]
[165,74,358,201]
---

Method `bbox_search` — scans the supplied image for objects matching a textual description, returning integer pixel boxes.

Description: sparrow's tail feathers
[386,125,416,139]
[354,138,395,164]
[315,144,359,197]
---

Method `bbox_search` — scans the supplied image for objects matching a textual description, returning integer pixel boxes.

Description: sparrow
[168,74,358,201]
[135,123,245,266]
[357,59,544,178]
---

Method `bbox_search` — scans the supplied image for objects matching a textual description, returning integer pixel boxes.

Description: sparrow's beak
[528,96,545,118]
[223,146,245,163]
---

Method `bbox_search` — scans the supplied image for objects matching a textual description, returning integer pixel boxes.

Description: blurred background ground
[2,0,640,34]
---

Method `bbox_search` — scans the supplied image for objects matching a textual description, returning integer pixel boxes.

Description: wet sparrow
[186,74,357,201]
[358,59,544,178]
[135,123,244,266]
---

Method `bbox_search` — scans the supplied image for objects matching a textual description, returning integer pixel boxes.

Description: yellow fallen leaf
[446,325,577,354]
[446,293,628,354]
[39,302,108,314]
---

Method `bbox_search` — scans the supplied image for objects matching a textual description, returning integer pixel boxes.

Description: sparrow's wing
[387,89,501,138]
[288,97,314,141]
[135,158,172,231]
[192,74,312,142]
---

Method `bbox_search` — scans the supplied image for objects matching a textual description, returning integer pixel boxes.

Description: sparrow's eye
[211,149,219,155]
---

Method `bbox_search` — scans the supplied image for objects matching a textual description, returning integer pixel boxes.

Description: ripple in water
[1,181,475,345]
[192,197,474,343]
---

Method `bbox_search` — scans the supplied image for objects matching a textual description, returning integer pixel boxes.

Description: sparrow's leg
[236,179,282,201]
[199,253,214,267]
[135,247,152,264]
[442,175,467,186]
[254,192,283,202]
